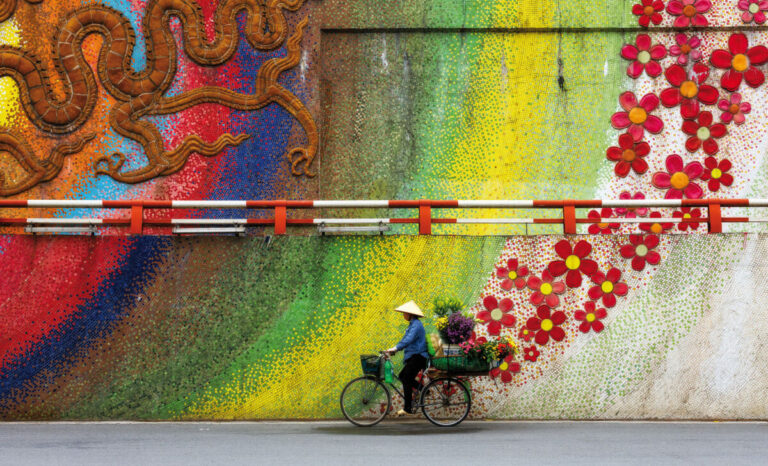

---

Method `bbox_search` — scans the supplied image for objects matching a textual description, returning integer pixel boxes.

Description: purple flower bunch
[442,312,475,344]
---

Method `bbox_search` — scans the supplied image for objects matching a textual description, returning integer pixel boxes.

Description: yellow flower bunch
[434,316,449,330]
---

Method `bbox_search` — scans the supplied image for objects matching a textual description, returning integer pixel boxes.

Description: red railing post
[708,202,722,234]
[274,201,287,235]
[419,200,432,235]
[130,204,144,235]
[563,202,577,234]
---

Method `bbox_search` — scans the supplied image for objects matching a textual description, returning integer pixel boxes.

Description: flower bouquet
[458,336,518,370]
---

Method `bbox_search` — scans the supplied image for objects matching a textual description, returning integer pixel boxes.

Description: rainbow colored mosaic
[3,0,768,420]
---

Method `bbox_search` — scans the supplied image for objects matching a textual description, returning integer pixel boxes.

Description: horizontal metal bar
[27,218,103,224]
[318,225,390,233]
[171,218,248,225]
[312,218,392,224]
[25,226,96,234]
[172,227,246,234]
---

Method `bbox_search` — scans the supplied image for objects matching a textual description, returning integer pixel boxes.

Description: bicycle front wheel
[340,376,391,427]
[420,377,471,427]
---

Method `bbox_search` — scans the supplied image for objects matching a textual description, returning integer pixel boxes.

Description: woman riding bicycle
[385,301,429,416]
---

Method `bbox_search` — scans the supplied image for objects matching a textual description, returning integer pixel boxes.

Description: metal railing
[0,198,764,235]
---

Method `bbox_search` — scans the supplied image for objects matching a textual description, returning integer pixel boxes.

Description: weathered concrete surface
[0,421,766,465]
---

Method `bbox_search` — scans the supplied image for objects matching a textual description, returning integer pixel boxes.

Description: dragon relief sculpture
[0,0,318,196]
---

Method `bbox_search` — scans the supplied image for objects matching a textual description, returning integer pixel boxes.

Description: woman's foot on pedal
[394,409,415,417]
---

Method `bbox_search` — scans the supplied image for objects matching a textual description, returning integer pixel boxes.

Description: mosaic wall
[3,0,768,419]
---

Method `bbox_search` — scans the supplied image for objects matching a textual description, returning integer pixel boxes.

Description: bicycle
[340,351,472,427]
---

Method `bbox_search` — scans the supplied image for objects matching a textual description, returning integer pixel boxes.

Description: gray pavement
[0,420,766,465]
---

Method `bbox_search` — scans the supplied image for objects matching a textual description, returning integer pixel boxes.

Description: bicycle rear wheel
[340,376,391,427]
[420,377,471,427]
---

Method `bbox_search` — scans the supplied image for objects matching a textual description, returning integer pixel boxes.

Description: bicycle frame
[378,353,433,409]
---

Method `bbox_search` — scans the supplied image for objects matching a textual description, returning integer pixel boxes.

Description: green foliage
[428,296,464,318]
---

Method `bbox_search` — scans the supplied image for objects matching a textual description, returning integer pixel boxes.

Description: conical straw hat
[394,300,424,317]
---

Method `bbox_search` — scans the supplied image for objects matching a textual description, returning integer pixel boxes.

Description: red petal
[483,296,498,311]
[721,70,743,92]
[620,245,636,258]
[554,239,572,259]
[614,282,629,296]
[710,49,734,69]
[527,317,542,331]
[660,88,682,107]
[615,162,631,177]
[697,85,719,105]
[565,269,582,288]
[627,62,644,79]
[574,240,592,258]
[579,321,591,333]
[699,111,713,127]
[501,314,516,326]
[507,258,518,270]
[650,44,667,60]
[645,61,662,77]
[632,158,649,174]
[635,141,650,156]
[588,285,603,300]
[710,123,727,138]
[477,311,493,323]
[665,65,687,87]
[704,156,717,169]
[621,44,640,60]
[592,321,605,333]
[591,271,606,285]
[500,279,514,291]
[606,267,622,283]
[703,138,719,156]
[631,256,646,271]
[602,293,617,308]
[607,146,623,161]
[545,294,560,308]
[501,371,512,383]
[681,119,699,135]
[686,137,702,153]
[644,115,664,133]
[646,251,661,265]
[518,266,529,277]
[720,173,734,186]
[744,67,765,88]
[548,260,568,277]
[574,310,587,321]
[551,311,567,325]
[487,321,501,336]
[580,259,598,276]
[527,276,542,290]
[729,33,749,55]
[681,99,700,119]
[636,34,651,51]
[499,298,513,312]
[535,331,549,346]
[550,327,566,342]
[639,93,660,112]
[530,292,544,305]
[748,45,768,65]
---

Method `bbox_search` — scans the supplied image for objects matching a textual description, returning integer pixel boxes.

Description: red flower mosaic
[477,296,516,336]
[651,154,704,199]
[718,93,751,125]
[588,267,629,308]
[682,111,727,155]
[606,133,650,177]
[496,258,529,291]
[710,33,768,91]
[666,0,711,27]
[527,270,566,308]
[587,208,620,235]
[640,211,674,235]
[670,33,702,65]
[739,0,768,24]
[519,326,536,343]
[616,191,649,218]
[611,92,664,142]
[548,239,599,288]
[621,34,667,78]
[523,345,540,362]
[490,355,520,383]
[526,305,567,346]
[633,0,665,27]
[575,302,608,334]
[660,64,719,119]
[701,157,734,192]
[673,207,702,231]
[620,234,662,271]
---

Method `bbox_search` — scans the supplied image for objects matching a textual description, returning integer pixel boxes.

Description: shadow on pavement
[314,421,507,435]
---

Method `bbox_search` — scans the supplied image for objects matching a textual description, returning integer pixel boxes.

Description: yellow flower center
[622,149,637,162]
[637,50,651,64]
[601,281,614,294]
[681,44,692,54]
[565,255,581,270]
[598,222,609,229]
[750,3,761,14]
[540,319,554,332]
[683,4,696,16]
[644,5,655,15]
[540,283,553,295]
[729,103,740,114]
[490,309,503,321]
[651,223,663,234]
[635,244,649,257]
[680,81,698,99]
[629,107,648,124]
[711,168,722,179]
[509,270,517,280]
[683,213,692,219]
[732,54,749,72]
[697,126,710,141]
[586,313,596,323]
[499,361,509,371]
[670,171,690,190]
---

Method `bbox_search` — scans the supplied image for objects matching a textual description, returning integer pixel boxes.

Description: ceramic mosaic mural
[2,0,768,420]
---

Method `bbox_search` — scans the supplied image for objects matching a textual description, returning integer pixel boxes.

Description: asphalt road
[0,421,766,465]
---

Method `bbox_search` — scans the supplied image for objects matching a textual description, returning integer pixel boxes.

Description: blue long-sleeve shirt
[396,318,429,361]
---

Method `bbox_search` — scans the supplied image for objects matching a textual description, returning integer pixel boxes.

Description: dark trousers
[399,354,427,413]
